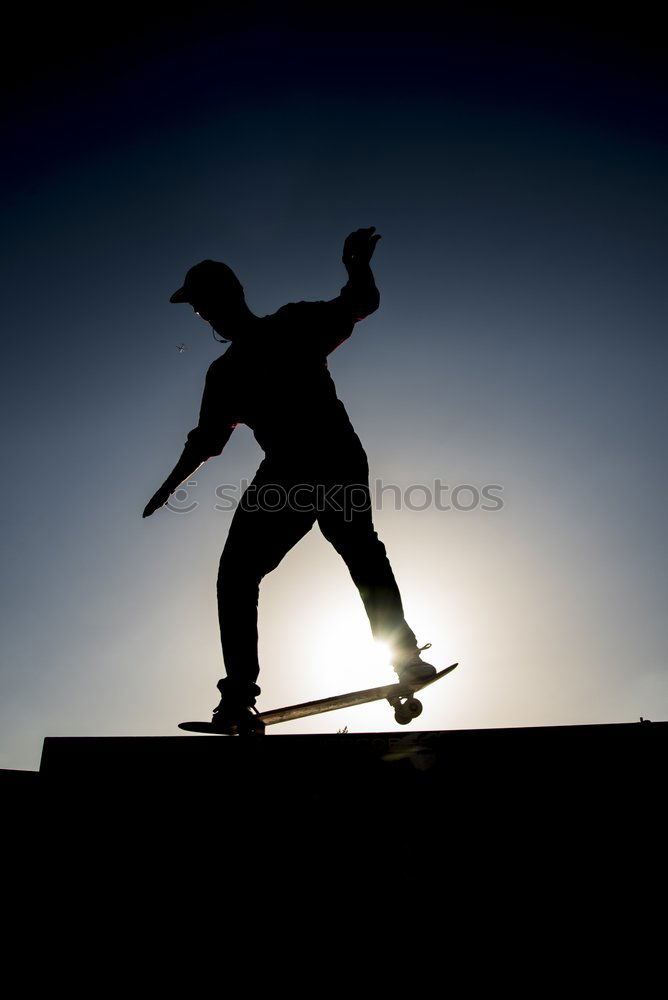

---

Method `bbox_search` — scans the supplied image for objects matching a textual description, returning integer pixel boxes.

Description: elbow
[338,279,380,321]
[184,429,215,463]
[185,423,236,460]
[354,290,380,322]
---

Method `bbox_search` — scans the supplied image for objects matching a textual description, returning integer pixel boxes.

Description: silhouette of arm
[316,226,381,350]
[165,421,236,489]
[340,225,381,320]
[293,257,380,356]
[142,361,236,517]
[337,260,380,322]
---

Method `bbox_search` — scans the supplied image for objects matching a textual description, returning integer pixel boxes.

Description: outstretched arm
[141,445,209,519]
[142,362,236,518]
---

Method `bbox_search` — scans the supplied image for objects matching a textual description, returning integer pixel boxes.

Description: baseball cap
[170,259,244,304]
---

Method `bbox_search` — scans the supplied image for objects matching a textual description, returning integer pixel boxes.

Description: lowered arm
[160,421,236,495]
[142,361,236,518]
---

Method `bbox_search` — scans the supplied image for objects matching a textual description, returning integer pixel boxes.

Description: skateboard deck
[179,662,458,734]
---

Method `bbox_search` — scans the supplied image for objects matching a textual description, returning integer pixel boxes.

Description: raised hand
[342,226,382,270]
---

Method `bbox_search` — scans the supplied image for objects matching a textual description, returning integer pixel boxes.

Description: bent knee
[322,525,387,556]
[217,547,282,589]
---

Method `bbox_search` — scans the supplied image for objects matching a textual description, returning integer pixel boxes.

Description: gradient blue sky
[2,5,667,768]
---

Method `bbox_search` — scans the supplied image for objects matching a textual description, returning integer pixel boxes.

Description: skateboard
[178,662,458,734]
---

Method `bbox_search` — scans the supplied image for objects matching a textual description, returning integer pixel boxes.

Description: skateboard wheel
[407,698,423,718]
[394,703,413,725]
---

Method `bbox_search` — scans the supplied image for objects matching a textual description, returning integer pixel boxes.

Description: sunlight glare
[298,607,396,691]
[370,641,393,673]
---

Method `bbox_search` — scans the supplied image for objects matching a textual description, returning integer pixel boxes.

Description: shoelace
[394,642,433,671]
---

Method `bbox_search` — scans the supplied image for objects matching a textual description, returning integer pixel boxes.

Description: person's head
[169,259,251,340]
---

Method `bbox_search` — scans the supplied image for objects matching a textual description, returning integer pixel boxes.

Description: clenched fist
[342,226,382,270]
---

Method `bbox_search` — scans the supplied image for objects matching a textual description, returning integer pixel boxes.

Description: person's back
[187,296,368,476]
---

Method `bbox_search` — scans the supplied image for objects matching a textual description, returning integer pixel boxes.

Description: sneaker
[210,701,265,735]
[211,677,264,735]
[392,643,438,686]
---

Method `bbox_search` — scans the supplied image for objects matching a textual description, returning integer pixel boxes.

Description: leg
[316,478,418,655]
[217,476,316,705]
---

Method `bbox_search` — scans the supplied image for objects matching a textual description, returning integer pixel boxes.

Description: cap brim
[170,287,189,303]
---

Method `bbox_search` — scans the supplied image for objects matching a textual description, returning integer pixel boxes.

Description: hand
[342,226,382,269]
[142,485,171,518]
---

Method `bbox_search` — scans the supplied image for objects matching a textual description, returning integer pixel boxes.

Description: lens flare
[370,641,392,671]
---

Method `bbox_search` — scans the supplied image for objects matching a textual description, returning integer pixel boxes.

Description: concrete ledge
[36,722,665,816]
[4,723,664,874]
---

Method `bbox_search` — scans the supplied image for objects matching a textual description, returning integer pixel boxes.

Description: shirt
[179,268,380,478]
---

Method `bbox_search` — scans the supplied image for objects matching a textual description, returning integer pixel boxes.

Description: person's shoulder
[274,299,341,322]
[262,301,313,332]
[273,300,308,318]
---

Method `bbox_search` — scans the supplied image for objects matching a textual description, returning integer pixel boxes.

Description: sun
[298,607,395,692]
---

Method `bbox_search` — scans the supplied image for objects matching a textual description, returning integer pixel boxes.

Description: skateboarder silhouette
[143,227,436,733]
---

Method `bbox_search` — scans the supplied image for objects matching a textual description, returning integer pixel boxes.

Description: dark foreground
[4,722,665,863]
[3,721,663,959]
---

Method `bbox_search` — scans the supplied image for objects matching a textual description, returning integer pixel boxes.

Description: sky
[2,4,667,769]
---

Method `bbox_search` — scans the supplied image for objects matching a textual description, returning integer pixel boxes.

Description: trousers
[216,455,418,704]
